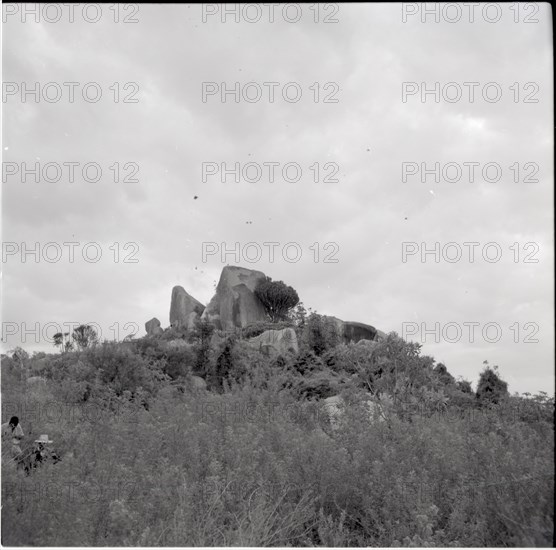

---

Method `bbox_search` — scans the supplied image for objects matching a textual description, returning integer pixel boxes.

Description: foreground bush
[2,371,553,546]
[1,337,553,546]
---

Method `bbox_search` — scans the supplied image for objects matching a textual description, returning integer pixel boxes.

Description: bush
[82,342,158,402]
[1,335,553,547]
[301,313,340,356]
[476,364,509,405]
[190,318,215,376]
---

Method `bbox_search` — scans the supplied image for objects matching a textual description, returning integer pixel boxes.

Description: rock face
[322,395,343,428]
[145,317,163,336]
[201,266,268,330]
[186,312,200,331]
[170,286,205,329]
[248,328,299,355]
[342,321,377,343]
[356,338,378,349]
[324,316,378,344]
[162,339,193,352]
[322,394,388,428]
[190,375,207,391]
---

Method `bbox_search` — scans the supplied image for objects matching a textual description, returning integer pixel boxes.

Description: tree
[64,333,74,352]
[255,277,300,322]
[456,378,473,394]
[433,363,455,386]
[53,332,63,351]
[302,312,340,356]
[212,338,237,393]
[72,324,99,350]
[7,347,29,380]
[289,302,308,329]
[54,332,74,353]
[191,318,215,376]
[476,362,508,404]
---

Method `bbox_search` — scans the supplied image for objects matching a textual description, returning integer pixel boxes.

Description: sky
[1,3,553,396]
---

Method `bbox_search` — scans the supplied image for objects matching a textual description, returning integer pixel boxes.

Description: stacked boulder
[170,286,205,330]
[324,316,381,344]
[322,394,392,429]
[145,266,386,350]
[201,266,268,330]
[145,317,163,336]
[247,328,299,356]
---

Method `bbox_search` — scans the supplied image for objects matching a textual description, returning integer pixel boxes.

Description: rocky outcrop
[248,328,299,355]
[190,375,207,391]
[185,311,200,331]
[324,316,379,344]
[322,395,343,428]
[145,317,163,336]
[201,266,268,330]
[342,321,377,343]
[170,286,205,329]
[162,339,193,352]
[356,338,378,349]
[322,394,389,428]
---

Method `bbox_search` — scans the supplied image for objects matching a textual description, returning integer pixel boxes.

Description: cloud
[2,4,553,396]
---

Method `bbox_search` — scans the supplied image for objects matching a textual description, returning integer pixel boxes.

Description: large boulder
[322,395,344,428]
[321,394,389,429]
[248,328,299,356]
[190,375,207,391]
[170,286,205,329]
[162,339,193,352]
[342,321,377,343]
[201,266,268,330]
[356,338,378,349]
[145,317,163,336]
[323,317,378,344]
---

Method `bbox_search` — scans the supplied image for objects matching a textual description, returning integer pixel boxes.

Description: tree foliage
[255,277,300,322]
[476,363,509,404]
[301,312,340,356]
[72,324,99,350]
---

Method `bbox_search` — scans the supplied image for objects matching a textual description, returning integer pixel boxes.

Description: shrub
[301,313,340,356]
[1,332,553,547]
[190,318,215,376]
[476,364,509,405]
[82,342,157,401]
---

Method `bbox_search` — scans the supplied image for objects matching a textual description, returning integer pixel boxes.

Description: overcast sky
[1,3,553,396]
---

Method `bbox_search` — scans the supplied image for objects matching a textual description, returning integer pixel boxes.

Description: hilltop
[1,266,553,546]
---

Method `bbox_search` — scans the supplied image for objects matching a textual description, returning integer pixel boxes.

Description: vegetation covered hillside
[1,309,554,546]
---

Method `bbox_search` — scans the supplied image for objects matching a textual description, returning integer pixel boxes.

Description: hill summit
[146,265,382,345]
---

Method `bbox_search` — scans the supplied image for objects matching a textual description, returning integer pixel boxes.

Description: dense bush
[189,318,215,376]
[1,331,553,547]
[476,364,509,405]
[300,313,340,356]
